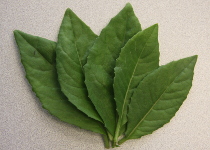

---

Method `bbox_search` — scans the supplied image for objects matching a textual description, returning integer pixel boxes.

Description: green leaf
[13,30,106,135]
[55,8,102,122]
[84,3,142,136]
[119,55,197,143]
[114,24,159,140]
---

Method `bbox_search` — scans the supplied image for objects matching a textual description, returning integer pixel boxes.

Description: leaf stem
[103,134,110,149]
[113,121,121,147]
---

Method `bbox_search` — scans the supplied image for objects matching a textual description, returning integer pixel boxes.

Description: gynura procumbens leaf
[114,24,159,143]
[13,30,106,136]
[13,3,198,148]
[56,9,102,122]
[119,55,197,144]
[84,3,142,136]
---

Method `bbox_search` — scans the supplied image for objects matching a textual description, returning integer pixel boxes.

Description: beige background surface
[1,0,209,150]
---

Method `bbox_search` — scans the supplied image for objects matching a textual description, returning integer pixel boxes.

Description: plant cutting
[14,3,197,148]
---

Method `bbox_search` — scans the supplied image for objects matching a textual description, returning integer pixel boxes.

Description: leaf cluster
[14,3,197,148]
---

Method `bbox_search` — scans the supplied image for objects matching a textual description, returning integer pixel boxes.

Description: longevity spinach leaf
[14,3,198,149]
[114,24,159,142]
[55,9,102,122]
[119,55,197,144]
[13,30,106,136]
[84,3,142,136]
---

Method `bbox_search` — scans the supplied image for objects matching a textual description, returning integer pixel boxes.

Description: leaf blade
[14,30,106,135]
[84,3,142,136]
[123,55,197,141]
[114,24,159,138]
[55,9,102,122]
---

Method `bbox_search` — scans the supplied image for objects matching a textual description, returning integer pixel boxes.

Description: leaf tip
[154,23,158,27]
[13,30,19,36]
[188,55,198,63]
[124,2,133,10]
[125,2,132,7]
[65,8,72,16]
[152,23,158,30]
[13,30,22,40]
[13,30,25,38]
[193,55,198,59]
[191,55,198,64]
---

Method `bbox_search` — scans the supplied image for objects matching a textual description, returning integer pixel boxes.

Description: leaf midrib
[18,32,52,65]
[119,27,157,125]
[60,14,103,123]
[68,13,83,72]
[121,13,128,47]
[126,58,195,139]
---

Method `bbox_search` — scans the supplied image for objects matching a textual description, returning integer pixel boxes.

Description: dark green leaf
[120,55,197,143]
[56,8,102,122]
[14,30,106,135]
[114,24,159,139]
[84,3,142,136]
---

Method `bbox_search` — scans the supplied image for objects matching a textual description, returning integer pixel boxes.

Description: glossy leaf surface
[56,9,102,122]
[114,24,159,138]
[14,30,106,135]
[84,3,142,136]
[121,55,197,142]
